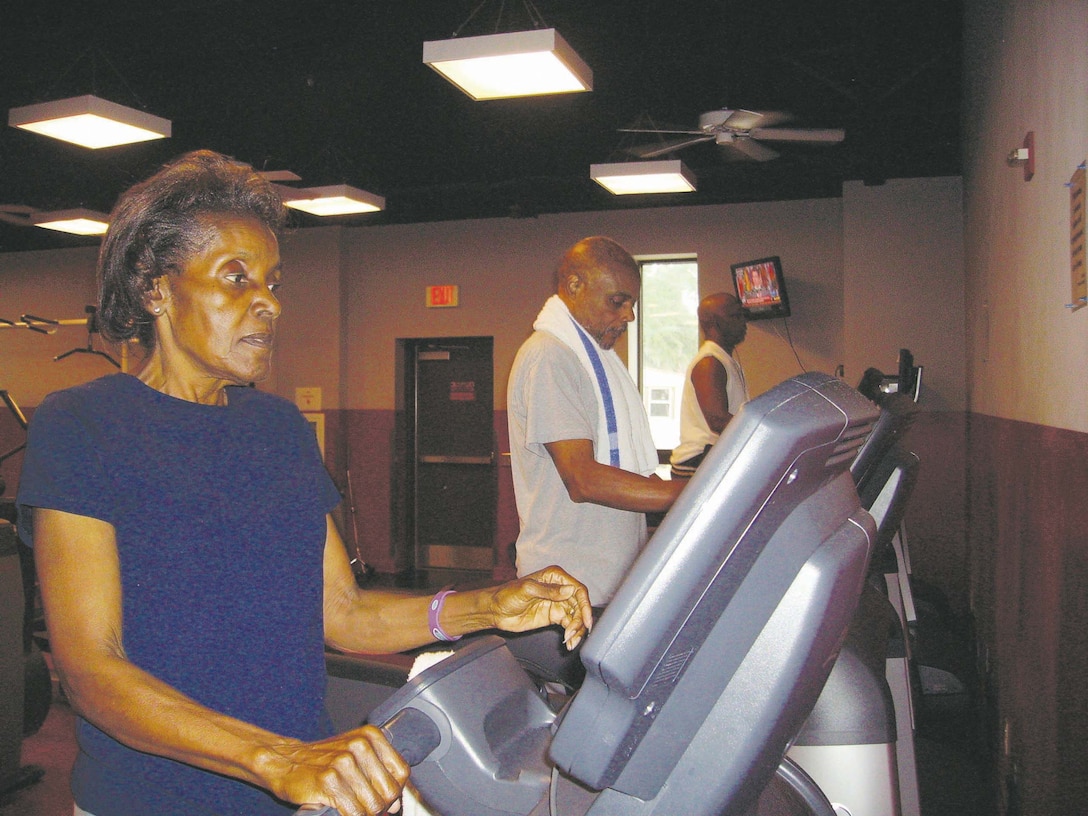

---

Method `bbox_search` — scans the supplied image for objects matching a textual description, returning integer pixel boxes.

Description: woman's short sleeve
[16,395,115,547]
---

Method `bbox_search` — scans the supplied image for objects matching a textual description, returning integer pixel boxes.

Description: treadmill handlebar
[292,707,441,816]
[380,706,442,766]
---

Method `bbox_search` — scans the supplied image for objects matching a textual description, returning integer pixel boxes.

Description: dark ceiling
[0,0,962,254]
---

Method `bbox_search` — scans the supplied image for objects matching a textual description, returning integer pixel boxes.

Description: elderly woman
[16,150,592,816]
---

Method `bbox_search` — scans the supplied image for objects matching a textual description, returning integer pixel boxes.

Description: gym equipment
[0,389,29,513]
[754,389,923,816]
[849,358,978,815]
[857,348,923,404]
[0,388,52,775]
[849,392,924,816]
[855,356,975,709]
[0,522,26,788]
[53,306,120,369]
[323,372,883,815]
[0,520,44,796]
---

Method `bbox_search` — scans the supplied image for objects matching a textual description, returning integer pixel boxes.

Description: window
[630,258,700,453]
[648,386,674,418]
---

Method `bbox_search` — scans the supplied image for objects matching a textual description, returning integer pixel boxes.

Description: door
[412,337,496,575]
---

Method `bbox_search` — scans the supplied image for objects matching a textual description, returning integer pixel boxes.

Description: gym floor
[0,667,75,816]
[915,699,990,815]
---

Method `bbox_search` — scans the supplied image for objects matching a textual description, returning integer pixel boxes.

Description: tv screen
[731,256,791,320]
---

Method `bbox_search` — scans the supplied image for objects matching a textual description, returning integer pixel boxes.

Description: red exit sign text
[426,285,460,308]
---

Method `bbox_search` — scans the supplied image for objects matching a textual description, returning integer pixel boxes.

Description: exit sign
[426,285,459,308]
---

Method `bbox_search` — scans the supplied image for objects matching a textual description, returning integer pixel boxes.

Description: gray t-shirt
[508,331,647,604]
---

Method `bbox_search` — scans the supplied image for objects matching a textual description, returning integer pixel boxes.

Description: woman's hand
[487,566,593,649]
[263,726,410,816]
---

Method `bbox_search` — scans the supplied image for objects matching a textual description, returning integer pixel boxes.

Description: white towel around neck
[533,295,658,475]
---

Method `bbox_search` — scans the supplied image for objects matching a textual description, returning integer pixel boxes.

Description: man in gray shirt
[508,236,683,605]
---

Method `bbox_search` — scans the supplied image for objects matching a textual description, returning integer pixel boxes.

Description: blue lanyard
[570,317,620,467]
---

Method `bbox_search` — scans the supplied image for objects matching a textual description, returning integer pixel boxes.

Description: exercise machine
[322,372,887,815]
[784,391,924,816]
[856,353,975,706]
[0,389,49,798]
[0,520,45,797]
[850,392,924,816]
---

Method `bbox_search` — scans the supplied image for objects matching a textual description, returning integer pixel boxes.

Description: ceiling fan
[621,108,845,162]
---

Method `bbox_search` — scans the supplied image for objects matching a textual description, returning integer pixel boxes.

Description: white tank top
[670,340,748,465]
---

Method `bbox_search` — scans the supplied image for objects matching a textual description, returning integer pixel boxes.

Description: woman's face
[152,216,282,389]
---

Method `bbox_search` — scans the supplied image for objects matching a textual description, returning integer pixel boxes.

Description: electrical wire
[768,317,807,373]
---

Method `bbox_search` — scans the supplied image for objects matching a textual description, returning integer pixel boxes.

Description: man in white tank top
[670,292,749,479]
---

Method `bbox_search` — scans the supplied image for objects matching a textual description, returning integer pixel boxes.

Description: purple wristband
[428,589,462,642]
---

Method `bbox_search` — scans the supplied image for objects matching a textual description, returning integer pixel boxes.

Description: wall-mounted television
[730,255,791,320]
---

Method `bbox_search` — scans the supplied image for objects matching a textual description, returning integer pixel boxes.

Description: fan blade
[729,138,781,162]
[627,135,715,159]
[720,108,784,130]
[619,127,704,136]
[749,127,845,143]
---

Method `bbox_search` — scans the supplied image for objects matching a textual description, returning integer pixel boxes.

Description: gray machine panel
[550,372,879,806]
[365,373,881,816]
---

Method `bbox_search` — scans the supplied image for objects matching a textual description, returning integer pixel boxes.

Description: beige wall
[273,225,346,409]
[335,198,849,411]
[0,246,106,407]
[844,177,967,412]
[2,185,963,415]
[0,229,348,412]
[961,1,1088,813]
[964,0,1088,432]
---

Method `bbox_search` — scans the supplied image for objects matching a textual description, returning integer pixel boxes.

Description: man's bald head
[698,291,747,352]
[555,236,640,350]
[554,236,639,292]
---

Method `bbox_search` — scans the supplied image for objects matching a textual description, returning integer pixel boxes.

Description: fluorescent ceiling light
[423,28,592,100]
[9,94,171,149]
[590,160,696,195]
[282,184,385,216]
[31,208,110,235]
